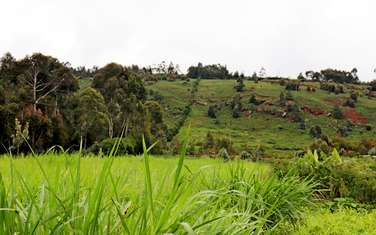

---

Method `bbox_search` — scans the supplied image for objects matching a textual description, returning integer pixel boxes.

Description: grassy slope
[149,79,376,156]
[147,80,192,128]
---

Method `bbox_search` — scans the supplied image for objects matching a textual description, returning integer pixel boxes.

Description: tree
[369,79,376,91]
[321,68,359,84]
[145,101,168,152]
[187,63,230,80]
[93,63,147,139]
[17,53,78,112]
[258,67,266,78]
[297,73,305,81]
[0,53,78,152]
[250,72,258,81]
[71,88,108,148]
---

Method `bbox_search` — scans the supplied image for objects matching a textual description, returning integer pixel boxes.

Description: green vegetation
[281,209,376,235]
[2,52,376,233]
[0,152,319,234]
[153,79,376,156]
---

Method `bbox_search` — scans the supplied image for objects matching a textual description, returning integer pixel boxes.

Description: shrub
[337,126,348,137]
[217,148,230,160]
[298,121,306,130]
[344,98,356,107]
[285,82,300,91]
[232,104,241,118]
[204,132,215,149]
[254,145,265,161]
[277,149,376,203]
[335,85,344,94]
[287,103,299,112]
[215,137,234,153]
[369,147,376,156]
[310,125,322,138]
[240,151,252,160]
[350,92,358,101]
[310,139,331,155]
[332,106,344,119]
[249,94,257,104]
[234,78,245,92]
[87,137,137,155]
[207,105,217,118]
[290,111,304,123]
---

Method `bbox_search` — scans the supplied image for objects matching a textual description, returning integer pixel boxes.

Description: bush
[217,148,230,160]
[368,147,376,156]
[87,137,137,155]
[344,98,356,107]
[240,151,252,160]
[337,126,349,137]
[350,93,358,101]
[249,94,257,104]
[277,149,376,203]
[232,104,241,118]
[310,139,331,155]
[310,125,322,138]
[207,105,217,118]
[298,121,306,130]
[290,111,304,123]
[234,78,245,92]
[254,145,265,161]
[332,106,344,119]
[215,137,234,153]
[285,82,300,91]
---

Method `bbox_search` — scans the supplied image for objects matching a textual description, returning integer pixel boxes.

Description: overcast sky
[1,0,376,81]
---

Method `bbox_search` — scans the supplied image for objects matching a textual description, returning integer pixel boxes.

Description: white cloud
[1,0,375,80]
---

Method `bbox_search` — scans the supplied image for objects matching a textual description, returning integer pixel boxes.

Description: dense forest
[0,53,168,154]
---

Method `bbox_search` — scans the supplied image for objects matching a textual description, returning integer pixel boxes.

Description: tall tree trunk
[108,118,113,139]
[33,71,37,111]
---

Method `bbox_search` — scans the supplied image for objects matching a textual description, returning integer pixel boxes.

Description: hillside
[147,79,376,156]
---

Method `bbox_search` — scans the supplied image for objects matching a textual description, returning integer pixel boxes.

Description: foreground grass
[0,153,315,234]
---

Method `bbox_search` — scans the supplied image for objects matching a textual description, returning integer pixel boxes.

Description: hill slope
[147,79,376,156]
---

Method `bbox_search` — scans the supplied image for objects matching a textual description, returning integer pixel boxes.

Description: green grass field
[1,154,374,234]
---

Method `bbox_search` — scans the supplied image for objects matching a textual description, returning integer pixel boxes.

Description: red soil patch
[325,98,345,106]
[301,106,325,116]
[344,108,368,125]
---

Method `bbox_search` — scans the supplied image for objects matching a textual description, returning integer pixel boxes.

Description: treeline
[187,63,246,80]
[0,53,168,154]
[187,62,366,85]
[303,68,359,84]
